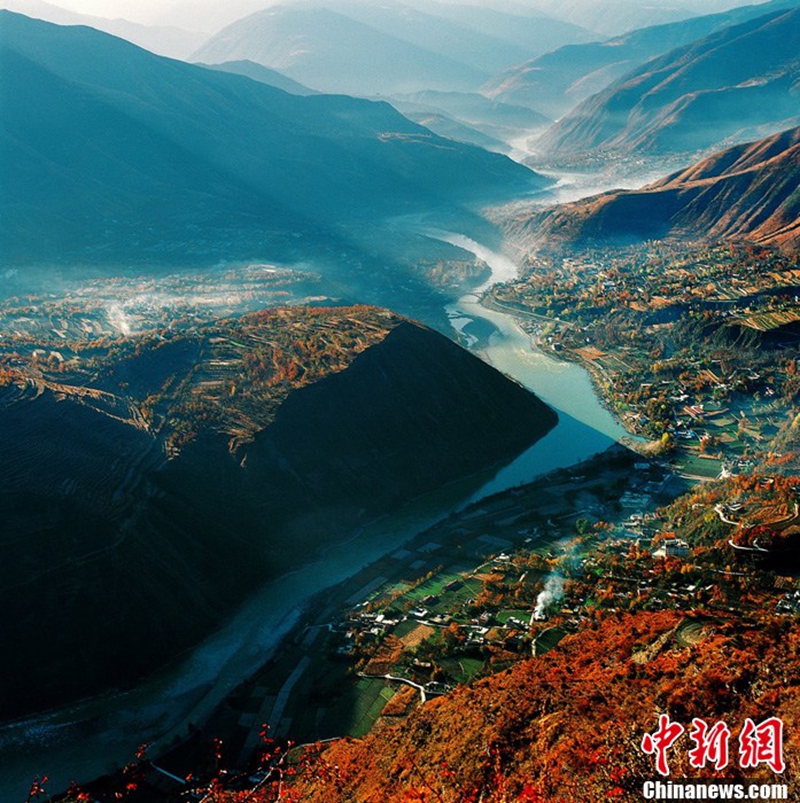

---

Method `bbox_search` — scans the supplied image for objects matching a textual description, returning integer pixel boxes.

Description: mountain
[0,12,543,267]
[283,610,800,802]
[299,0,533,76]
[538,7,800,160]
[519,0,755,37]
[504,127,800,250]
[0,305,558,719]
[387,90,552,152]
[391,90,551,138]
[197,59,318,95]
[193,1,593,96]
[0,0,205,58]
[403,0,594,59]
[483,0,798,118]
[393,110,512,155]
[191,5,488,96]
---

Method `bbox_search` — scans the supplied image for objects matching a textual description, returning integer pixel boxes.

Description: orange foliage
[277,611,799,803]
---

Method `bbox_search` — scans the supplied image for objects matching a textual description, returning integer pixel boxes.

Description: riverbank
[478,238,800,481]
[1,231,637,802]
[481,292,731,483]
[480,293,653,452]
[56,440,697,800]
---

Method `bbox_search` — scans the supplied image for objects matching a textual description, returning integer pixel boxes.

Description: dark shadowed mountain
[504,127,800,250]
[0,12,544,266]
[0,306,557,719]
[0,0,206,58]
[483,0,798,118]
[538,7,800,161]
[198,59,318,95]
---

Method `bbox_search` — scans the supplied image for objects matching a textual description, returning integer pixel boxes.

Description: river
[0,234,627,801]
[436,230,627,501]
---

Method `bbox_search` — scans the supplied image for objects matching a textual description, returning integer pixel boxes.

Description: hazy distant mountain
[538,7,800,161]
[394,110,511,155]
[305,0,531,75]
[505,126,800,249]
[395,90,550,131]
[198,59,318,95]
[0,0,205,58]
[403,0,594,58]
[192,0,595,96]
[192,5,489,96]
[0,12,543,266]
[0,306,557,717]
[389,90,551,146]
[484,0,798,118]
[519,0,759,37]
[332,0,593,73]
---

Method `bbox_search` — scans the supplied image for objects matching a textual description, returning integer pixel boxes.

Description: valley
[0,226,627,801]
[1,2,799,801]
[4,123,798,803]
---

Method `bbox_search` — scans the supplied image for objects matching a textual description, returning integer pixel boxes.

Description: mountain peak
[537,5,800,159]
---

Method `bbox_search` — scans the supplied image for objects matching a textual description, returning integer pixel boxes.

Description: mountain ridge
[503,126,800,250]
[0,304,558,719]
[192,0,595,96]
[192,5,489,96]
[482,0,797,117]
[537,7,800,160]
[0,11,543,267]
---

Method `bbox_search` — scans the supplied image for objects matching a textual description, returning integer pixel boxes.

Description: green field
[533,626,567,656]
[402,571,479,616]
[439,656,485,684]
[496,609,530,625]
[324,678,395,738]
[676,453,722,479]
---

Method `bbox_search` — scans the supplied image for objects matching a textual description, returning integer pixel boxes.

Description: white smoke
[534,574,564,619]
[106,302,132,336]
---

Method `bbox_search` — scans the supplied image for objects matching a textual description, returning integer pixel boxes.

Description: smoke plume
[534,574,564,619]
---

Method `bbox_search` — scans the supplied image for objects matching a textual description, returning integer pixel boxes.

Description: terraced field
[0,302,557,719]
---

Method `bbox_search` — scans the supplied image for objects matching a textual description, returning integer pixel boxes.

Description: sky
[0,0,770,42]
[46,0,773,28]
[51,0,270,27]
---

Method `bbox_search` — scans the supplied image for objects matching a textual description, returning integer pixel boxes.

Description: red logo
[641,716,786,776]
[739,717,786,774]
[641,715,685,776]
[688,719,731,771]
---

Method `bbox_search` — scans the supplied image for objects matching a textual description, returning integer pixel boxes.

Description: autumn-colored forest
[192,610,799,803]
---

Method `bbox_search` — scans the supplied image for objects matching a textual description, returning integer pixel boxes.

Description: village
[92,437,800,803]
[113,432,800,796]
[486,241,800,479]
